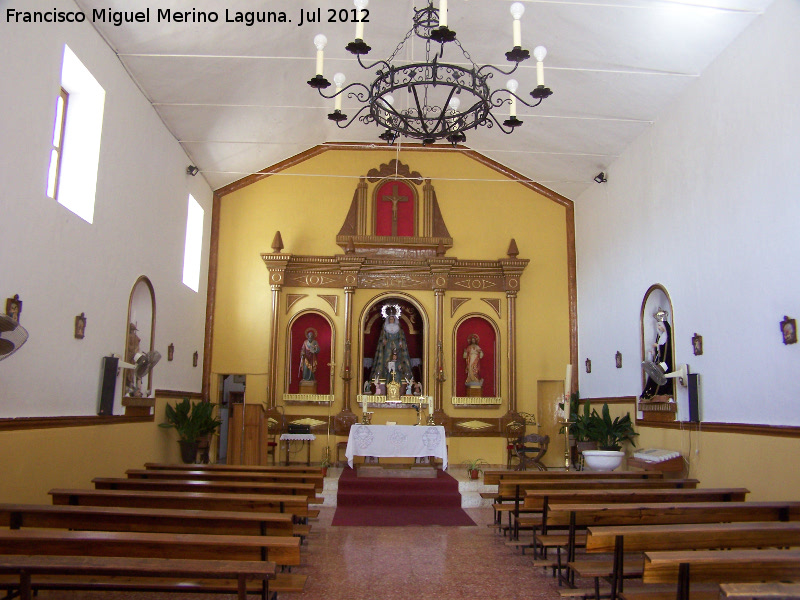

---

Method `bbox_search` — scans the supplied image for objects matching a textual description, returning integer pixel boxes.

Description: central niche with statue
[361,298,425,401]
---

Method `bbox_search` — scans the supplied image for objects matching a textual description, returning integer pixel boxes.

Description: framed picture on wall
[781,316,797,345]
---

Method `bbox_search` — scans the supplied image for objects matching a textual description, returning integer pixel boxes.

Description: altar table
[280,433,315,466]
[345,425,448,470]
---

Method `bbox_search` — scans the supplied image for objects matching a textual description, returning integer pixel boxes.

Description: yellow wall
[212,147,571,466]
[0,399,184,503]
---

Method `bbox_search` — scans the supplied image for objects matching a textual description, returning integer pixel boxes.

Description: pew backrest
[483,470,662,486]
[94,477,319,499]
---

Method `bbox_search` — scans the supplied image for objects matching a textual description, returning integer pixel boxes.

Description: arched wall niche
[284,309,335,395]
[640,283,676,399]
[371,177,420,237]
[452,313,500,399]
[358,292,430,393]
[123,276,156,399]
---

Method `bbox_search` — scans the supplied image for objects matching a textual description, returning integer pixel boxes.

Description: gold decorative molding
[283,394,334,404]
[366,159,423,184]
[289,417,328,428]
[285,294,307,313]
[450,297,469,317]
[456,420,493,430]
[481,298,501,317]
[451,396,503,406]
[357,395,431,407]
[318,294,339,315]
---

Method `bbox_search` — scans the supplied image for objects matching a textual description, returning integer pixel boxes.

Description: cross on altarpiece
[381,184,408,236]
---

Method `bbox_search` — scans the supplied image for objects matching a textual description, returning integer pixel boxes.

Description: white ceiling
[77,0,772,198]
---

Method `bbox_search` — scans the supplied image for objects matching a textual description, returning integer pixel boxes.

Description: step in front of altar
[356,465,438,478]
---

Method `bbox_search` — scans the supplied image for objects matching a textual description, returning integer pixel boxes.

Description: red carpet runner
[331,467,477,527]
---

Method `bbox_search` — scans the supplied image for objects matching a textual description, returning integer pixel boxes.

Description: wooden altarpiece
[261,160,529,439]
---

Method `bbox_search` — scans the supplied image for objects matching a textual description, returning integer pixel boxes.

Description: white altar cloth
[345,424,448,470]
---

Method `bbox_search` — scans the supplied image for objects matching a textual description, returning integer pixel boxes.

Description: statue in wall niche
[124,322,141,395]
[641,308,673,399]
[463,333,484,393]
[369,304,413,382]
[298,328,321,382]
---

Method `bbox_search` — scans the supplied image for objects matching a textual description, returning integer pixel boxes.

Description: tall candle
[362,398,367,414]
[565,364,573,400]
[438,0,447,27]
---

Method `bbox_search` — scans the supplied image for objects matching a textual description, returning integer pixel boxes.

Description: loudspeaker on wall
[98,355,118,416]
[687,373,700,423]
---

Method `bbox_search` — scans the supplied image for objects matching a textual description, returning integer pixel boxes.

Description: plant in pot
[583,403,638,471]
[463,458,488,480]
[160,398,222,464]
[320,452,332,477]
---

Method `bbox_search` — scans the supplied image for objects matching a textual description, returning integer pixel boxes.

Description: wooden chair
[514,433,549,471]
[266,434,278,465]
[505,420,526,469]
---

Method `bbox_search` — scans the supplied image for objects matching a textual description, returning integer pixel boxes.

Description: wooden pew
[0,503,296,537]
[95,476,321,502]
[129,468,325,491]
[484,469,663,486]
[498,479,699,541]
[719,582,800,599]
[0,555,276,600]
[583,521,800,600]
[543,501,800,592]
[0,528,308,597]
[145,462,323,474]
[520,488,749,582]
[50,488,311,518]
[640,549,800,600]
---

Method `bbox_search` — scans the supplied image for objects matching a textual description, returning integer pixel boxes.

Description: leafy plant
[585,403,638,451]
[160,397,221,443]
[462,458,488,473]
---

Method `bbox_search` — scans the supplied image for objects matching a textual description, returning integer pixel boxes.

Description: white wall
[0,0,213,417]
[575,0,800,426]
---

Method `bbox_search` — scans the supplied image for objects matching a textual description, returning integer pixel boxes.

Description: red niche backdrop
[375,179,415,237]
[362,299,423,384]
[289,313,331,395]
[455,317,497,397]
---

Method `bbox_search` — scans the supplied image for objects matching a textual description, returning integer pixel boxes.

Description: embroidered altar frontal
[345,424,448,469]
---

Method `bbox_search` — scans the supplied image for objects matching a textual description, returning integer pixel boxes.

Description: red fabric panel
[455,317,497,397]
[375,180,415,237]
[289,313,331,394]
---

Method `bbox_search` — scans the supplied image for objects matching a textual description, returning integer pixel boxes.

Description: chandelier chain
[386,27,415,64]
[453,38,479,71]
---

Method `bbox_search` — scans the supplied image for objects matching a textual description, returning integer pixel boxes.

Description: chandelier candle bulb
[506,79,519,117]
[314,34,327,76]
[510,2,524,47]
[333,73,346,110]
[438,0,447,28]
[354,0,368,40]
[534,46,547,86]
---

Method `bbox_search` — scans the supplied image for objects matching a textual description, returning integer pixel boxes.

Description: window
[47,45,105,224]
[182,195,204,292]
[46,88,69,200]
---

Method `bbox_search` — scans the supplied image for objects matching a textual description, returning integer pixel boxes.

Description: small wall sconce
[594,172,608,184]
[74,313,86,339]
[585,358,592,373]
[193,351,199,367]
[780,316,797,345]
[691,333,703,355]
[167,343,174,361]
[615,351,622,368]
[5,294,22,322]
[186,165,199,176]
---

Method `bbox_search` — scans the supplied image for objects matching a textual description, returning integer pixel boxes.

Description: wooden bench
[95,476,322,502]
[0,528,307,596]
[521,489,750,584]
[129,468,325,491]
[50,488,311,519]
[0,503,297,537]
[0,554,276,600]
[145,462,323,474]
[639,549,800,600]
[719,582,800,599]
[543,501,800,593]
[581,521,800,600]
[483,470,663,486]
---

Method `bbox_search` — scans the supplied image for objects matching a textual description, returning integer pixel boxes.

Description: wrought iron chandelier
[307,1,553,146]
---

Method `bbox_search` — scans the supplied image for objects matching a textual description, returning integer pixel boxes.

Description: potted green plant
[583,403,638,471]
[463,458,488,480]
[160,398,222,464]
[320,454,332,477]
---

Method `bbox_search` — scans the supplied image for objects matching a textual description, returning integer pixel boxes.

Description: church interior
[2,0,800,597]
